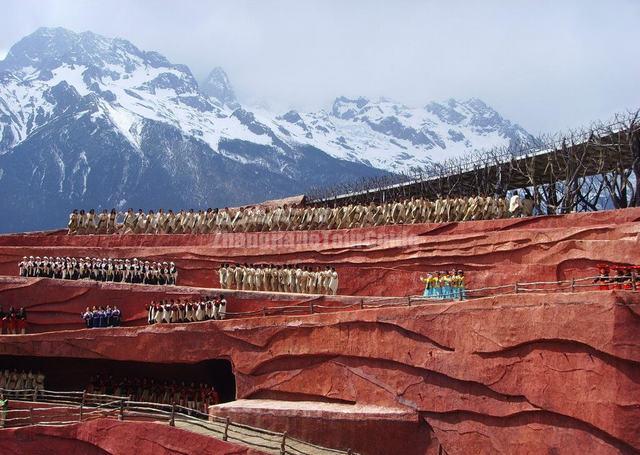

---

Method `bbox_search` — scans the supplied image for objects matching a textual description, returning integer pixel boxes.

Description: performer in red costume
[593,265,610,290]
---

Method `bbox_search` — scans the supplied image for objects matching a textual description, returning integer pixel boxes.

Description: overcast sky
[1,0,639,134]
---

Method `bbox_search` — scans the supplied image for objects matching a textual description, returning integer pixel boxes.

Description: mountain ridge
[0,27,535,232]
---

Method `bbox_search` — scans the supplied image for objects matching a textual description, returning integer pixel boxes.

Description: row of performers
[0,307,27,335]
[146,296,228,324]
[19,257,178,285]
[66,193,535,236]
[0,370,45,393]
[218,264,339,295]
[87,376,219,414]
[593,265,638,290]
[420,270,467,300]
[81,306,123,328]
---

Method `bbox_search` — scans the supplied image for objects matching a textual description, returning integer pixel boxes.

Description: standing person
[593,265,610,290]
[122,208,135,234]
[212,296,220,320]
[68,209,79,235]
[85,209,97,234]
[112,306,121,326]
[147,300,156,325]
[4,307,16,335]
[420,273,432,298]
[16,308,27,334]
[82,307,93,328]
[219,264,228,289]
[133,209,146,234]
[521,194,535,217]
[169,262,178,285]
[107,209,118,234]
[508,191,522,217]
[329,267,339,295]
[96,209,109,234]
[225,264,235,289]
[457,270,466,301]
[219,295,227,320]
[432,272,441,299]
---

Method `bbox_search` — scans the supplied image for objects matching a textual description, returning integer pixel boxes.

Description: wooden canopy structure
[306,111,640,213]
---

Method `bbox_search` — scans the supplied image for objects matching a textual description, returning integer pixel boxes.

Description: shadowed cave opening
[0,356,236,404]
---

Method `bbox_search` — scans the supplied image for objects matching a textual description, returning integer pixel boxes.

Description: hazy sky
[1,0,639,134]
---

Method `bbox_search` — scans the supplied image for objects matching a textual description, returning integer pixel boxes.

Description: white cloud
[0,0,639,134]
[0,48,7,60]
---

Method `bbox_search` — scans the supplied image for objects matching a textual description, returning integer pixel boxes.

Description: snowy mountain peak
[0,27,536,232]
[201,67,238,108]
[332,96,370,119]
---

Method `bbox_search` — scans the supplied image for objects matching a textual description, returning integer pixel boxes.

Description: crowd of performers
[218,264,339,295]
[420,270,467,300]
[66,192,535,235]
[146,296,227,324]
[81,306,123,328]
[0,307,27,335]
[19,256,178,285]
[0,370,45,395]
[87,375,219,414]
[593,265,638,290]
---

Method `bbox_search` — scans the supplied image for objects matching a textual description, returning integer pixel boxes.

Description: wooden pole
[280,431,287,455]
[79,395,84,422]
[118,399,124,421]
[169,402,175,427]
[223,417,230,441]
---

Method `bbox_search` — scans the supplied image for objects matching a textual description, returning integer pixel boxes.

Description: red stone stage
[0,290,638,454]
[0,208,638,296]
[0,208,639,454]
[0,276,388,333]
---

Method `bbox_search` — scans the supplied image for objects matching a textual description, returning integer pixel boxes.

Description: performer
[219,295,227,320]
[68,209,79,235]
[147,301,155,325]
[122,208,136,234]
[521,194,535,217]
[420,273,432,298]
[96,209,109,234]
[107,209,118,234]
[329,267,339,295]
[509,191,522,217]
[593,265,610,290]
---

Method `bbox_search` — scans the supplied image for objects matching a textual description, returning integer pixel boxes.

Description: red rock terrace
[0,208,639,454]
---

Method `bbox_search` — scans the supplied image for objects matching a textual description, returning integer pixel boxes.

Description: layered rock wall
[1,291,638,454]
[0,208,638,296]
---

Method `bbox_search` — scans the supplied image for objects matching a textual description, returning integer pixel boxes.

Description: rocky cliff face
[0,209,638,454]
[0,291,637,455]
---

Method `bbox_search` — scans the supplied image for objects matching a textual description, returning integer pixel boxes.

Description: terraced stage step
[0,275,402,333]
[210,399,419,455]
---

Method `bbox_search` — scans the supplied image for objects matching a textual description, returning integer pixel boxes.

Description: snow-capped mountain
[201,67,239,109]
[0,27,534,232]
[274,96,532,171]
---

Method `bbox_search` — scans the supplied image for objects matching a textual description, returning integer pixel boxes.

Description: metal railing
[0,388,356,455]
